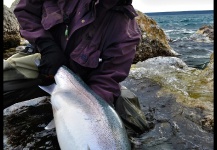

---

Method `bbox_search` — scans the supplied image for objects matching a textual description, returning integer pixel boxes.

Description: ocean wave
[180,18,191,22]
[164,29,175,33]
[186,55,211,59]
[183,23,199,27]
[164,28,196,34]
[169,36,193,43]
[151,13,213,69]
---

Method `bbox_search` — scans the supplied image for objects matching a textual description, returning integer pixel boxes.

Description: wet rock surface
[130,54,213,132]
[4,97,60,149]
[120,78,213,150]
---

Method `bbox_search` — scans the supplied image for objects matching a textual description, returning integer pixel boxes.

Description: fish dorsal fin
[38,83,56,95]
[45,119,55,130]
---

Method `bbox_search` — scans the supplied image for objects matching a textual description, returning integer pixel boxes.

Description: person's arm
[14,0,68,76]
[87,17,141,106]
[88,43,138,106]
[14,0,53,44]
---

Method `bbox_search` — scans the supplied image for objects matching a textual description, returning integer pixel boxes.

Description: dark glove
[36,39,69,76]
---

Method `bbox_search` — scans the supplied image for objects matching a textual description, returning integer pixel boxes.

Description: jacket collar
[101,0,120,9]
[111,5,138,19]
[100,0,137,19]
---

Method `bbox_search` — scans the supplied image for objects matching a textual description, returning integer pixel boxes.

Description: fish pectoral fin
[39,83,56,95]
[45,119,55,130]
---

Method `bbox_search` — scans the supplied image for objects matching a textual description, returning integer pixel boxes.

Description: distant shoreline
[145,10,213,16]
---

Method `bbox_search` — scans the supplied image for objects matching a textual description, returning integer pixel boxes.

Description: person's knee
[114,86,150,135]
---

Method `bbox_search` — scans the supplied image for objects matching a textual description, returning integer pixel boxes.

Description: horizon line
[142,9,213,14]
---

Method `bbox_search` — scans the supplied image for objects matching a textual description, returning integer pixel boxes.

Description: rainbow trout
[39,66,131,150]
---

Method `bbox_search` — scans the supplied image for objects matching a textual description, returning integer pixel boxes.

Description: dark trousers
[3,79,50,109]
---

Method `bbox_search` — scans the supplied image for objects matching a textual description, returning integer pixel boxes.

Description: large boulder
[134,11,179,64]
[196,25,214,41]
[10,0,20,11]
[3,5,21,51]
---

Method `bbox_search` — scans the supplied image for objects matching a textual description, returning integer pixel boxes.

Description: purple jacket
[14,0,141,105]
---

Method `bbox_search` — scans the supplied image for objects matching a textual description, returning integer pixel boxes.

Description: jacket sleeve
[87,44,138,106]
[87,17,141,106]
[14,0,53,44]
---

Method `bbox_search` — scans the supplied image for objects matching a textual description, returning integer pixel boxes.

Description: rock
[3,5,21,50]
[3,97,60,149]
[196,25,214,41]
[134,11,179,64]
[129,54,213,133]
[121,76,213,150]
[10,0,20,11]
[196,52,213,101]
[3,48,17,60]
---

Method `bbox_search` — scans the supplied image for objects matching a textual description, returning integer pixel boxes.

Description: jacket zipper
[65,25,69,40]
[63,13,70,40]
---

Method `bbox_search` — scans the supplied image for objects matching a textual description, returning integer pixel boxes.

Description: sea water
[145,10,213,69]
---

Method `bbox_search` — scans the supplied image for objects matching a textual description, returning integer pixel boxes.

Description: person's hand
[36,39,68,77]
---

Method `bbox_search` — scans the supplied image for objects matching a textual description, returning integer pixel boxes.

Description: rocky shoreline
[3,3,213,150]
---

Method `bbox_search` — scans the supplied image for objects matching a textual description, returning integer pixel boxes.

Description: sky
[3,0,15,7]
[132,0,213,13]
[4,0,214,13]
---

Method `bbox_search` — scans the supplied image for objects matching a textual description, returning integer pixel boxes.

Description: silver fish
[39,66,131,150]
